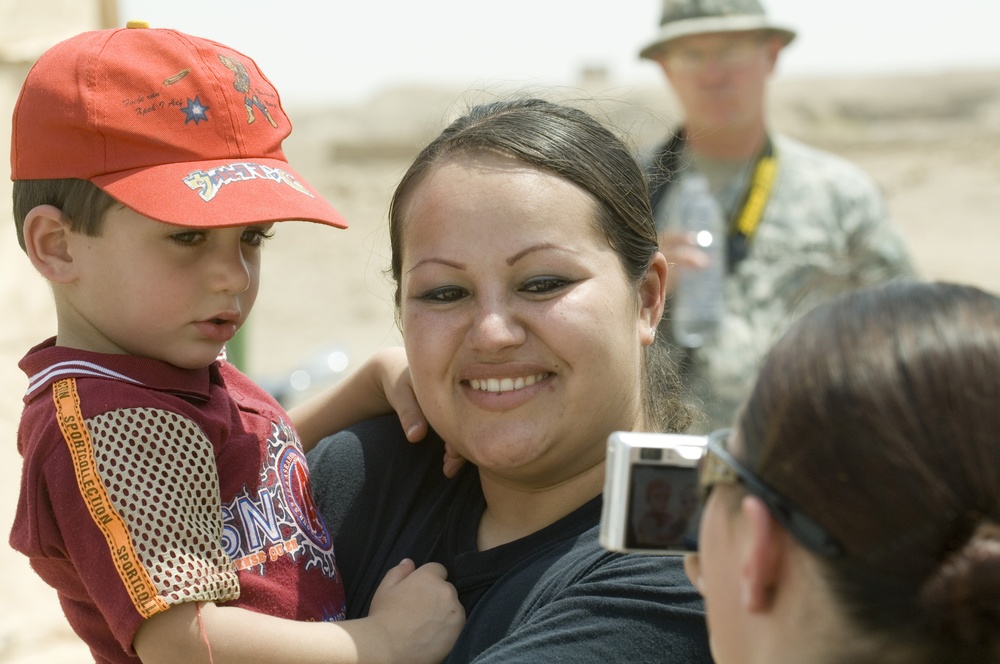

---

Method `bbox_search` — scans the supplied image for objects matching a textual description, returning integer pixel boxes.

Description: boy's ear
[639,251,668,345]
[740,494,788,613]
[23,204,78,284]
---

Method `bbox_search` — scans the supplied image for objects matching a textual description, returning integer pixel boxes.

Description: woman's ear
[739,494,788,613]
[639,251,668,345]
[23,205,77,284]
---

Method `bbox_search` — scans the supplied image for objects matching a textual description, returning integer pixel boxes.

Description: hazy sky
[118,0,1000,105]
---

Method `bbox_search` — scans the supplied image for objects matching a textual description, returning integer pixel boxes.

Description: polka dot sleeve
[83,407,240,609]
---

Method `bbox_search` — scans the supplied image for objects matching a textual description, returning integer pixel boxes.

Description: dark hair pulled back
[738,280,1000,663]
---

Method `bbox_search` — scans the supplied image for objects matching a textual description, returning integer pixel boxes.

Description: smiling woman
[398,151,649,478]
[308,98,712,663]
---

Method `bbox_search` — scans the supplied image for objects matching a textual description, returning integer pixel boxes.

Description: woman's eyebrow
[406,256,466,275]
[507,242,577,266]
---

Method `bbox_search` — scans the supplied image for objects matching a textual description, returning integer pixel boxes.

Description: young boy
[8,22,461,664]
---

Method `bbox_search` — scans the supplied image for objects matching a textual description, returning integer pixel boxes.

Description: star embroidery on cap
[180,96,209,125]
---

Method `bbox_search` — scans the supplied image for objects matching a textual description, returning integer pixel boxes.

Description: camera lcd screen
[624,463,701,552]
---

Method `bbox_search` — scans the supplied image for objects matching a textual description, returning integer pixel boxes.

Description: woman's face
[686,488,747,663]
[684,432,750,664]
[398,152,661,488]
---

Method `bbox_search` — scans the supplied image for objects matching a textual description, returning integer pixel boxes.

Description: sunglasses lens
[688,513,702,552]
[696,450,710,503]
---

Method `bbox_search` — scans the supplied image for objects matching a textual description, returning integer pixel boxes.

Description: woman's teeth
[469,374,545,393]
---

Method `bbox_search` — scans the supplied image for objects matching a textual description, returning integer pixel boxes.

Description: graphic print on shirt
[221,418,337,579]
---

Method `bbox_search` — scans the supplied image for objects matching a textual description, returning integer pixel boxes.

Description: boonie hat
[10,20,347,229]
[639,0,796,60]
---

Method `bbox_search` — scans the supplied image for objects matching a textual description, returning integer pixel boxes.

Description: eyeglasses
[662,39,765,74]
[697,429,845,557]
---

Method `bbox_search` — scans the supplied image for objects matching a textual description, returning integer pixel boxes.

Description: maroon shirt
[10,339,345,663]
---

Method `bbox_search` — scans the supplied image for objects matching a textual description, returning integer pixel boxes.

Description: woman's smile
[467,373,549,393]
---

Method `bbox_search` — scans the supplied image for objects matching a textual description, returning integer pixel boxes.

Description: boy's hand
[134,566,464,664]
[442,444,466,479]
[366,559,465,664]
[372,347,428,443]
[292,346,470,476]
[373,348,468,476]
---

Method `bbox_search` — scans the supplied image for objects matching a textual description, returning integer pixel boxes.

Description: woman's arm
[460,553,711,664]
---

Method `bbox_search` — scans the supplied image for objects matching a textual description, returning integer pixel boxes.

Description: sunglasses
[697,429,845,558]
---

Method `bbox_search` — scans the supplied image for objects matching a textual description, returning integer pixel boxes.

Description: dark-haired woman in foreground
[688,279,1000,664]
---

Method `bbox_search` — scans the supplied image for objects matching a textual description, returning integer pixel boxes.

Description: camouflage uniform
[652,133,916,432]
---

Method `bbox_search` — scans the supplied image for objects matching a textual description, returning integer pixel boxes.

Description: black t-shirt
[308,415,712,663]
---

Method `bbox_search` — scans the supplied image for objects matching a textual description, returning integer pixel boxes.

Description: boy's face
[59,205,273,369]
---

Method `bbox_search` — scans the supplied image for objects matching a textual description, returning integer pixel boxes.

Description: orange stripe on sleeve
[52,378,170,619]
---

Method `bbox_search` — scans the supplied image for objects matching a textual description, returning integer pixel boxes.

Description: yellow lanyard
[732,148,777,238]
[726,138,778,270]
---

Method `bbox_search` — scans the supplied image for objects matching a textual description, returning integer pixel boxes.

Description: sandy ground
[1,70,998,662]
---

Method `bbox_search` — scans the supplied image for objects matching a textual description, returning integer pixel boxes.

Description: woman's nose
[467,301,526,351]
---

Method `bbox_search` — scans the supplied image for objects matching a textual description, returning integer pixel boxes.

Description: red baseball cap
[10,20,347,230]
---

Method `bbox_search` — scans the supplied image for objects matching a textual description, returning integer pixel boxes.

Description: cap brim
[639,17,796,60]
[92,157,348,229]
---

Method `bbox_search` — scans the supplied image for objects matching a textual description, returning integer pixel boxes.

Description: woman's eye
[522,276,571,294]
[242,228,275,246]
[419,286,467,303]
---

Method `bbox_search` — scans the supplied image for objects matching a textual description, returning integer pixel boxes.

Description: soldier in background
[639,0,915,431]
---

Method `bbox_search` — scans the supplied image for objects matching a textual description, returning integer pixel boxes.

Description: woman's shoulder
[465,527,710,664]
[307,413,448,483]
[318,412,410,441]
[512,510,694,596]
[308,414,432,463]
[306,414,451,508]
[558,528,693,585]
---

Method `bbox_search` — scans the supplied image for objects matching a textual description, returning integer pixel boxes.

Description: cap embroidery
[163,69,191,86]
[183,162,313,202]
[180,96,209,125]
[218,54,279,128]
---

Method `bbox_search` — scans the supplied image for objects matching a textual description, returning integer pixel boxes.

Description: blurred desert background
[1,1,999,662]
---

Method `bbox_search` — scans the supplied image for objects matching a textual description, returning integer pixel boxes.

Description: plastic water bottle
[671,173,726,349]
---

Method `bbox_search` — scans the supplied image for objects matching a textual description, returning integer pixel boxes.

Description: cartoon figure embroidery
[218,54,278,128]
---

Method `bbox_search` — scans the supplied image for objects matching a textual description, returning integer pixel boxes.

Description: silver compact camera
[599,431,707,555]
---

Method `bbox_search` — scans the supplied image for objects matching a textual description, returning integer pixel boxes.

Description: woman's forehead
[404,155,596,226]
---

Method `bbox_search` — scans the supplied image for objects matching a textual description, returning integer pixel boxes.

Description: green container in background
[227,324,249,372]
